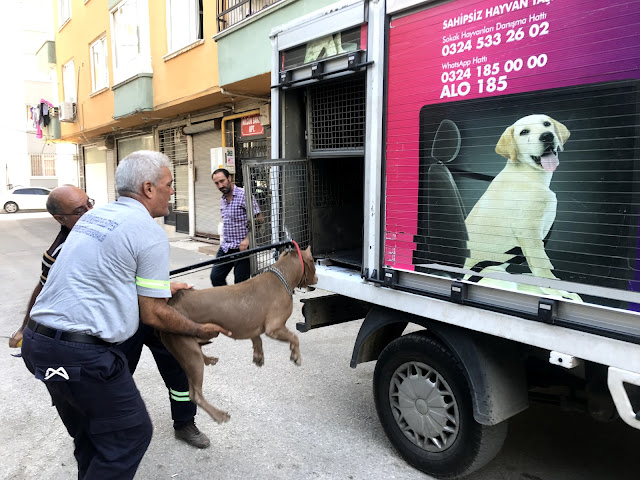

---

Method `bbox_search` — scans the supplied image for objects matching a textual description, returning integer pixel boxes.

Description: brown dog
[160,245,318,423]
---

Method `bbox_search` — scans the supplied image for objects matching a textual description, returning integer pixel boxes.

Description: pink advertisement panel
[385,0,640,307]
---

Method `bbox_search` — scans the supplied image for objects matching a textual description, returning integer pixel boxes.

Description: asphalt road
[1,212,638,480]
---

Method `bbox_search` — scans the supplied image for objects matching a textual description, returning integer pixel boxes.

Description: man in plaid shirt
[210,168,262,286]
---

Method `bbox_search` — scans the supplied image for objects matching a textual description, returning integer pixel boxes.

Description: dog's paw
[541,287,583,303]
[290,353,302,366]
[562,292,583,302]
[253,355,264,367]
[204,355,219,366]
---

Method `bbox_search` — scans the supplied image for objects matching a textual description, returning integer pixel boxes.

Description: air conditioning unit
[210,147,235,174]
[59,101,77,122]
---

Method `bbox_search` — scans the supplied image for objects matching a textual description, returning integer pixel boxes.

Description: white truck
[244,0,640,477]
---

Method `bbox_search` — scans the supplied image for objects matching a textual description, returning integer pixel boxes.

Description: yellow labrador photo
[464,114,582,301]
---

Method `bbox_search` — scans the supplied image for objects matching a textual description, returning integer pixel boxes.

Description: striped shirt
[40,226,70,286]
[220,185,260,253]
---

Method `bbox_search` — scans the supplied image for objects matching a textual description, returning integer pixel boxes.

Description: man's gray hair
[116,150,171,195]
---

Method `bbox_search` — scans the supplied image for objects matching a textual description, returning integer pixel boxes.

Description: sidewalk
[165,231,219,257]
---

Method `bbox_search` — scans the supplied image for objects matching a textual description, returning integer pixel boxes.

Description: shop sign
[241,115,264,137]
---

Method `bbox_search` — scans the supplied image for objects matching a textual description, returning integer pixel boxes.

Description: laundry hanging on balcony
[30,99,55,139]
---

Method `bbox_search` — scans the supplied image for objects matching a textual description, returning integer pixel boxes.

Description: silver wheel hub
[389,361,459,452]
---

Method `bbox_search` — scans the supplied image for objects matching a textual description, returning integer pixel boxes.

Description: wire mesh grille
[308,74,366,153]
[243,159,309,274]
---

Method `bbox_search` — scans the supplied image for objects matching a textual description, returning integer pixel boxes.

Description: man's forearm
[139,296,231,340]
[140,298,202,336]
[10,282,43,347]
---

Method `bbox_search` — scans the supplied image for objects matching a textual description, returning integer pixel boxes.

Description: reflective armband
[135,276,170,290]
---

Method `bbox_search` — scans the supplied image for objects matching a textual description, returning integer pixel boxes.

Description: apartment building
[1,0,78,198]
[51,0,336,237]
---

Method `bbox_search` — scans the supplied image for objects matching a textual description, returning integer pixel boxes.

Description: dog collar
[292,240,304,274]
[265,266,293,297]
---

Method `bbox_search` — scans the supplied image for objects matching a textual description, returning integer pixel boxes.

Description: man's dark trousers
[116,322,196,427]
[209,247,250,286]
[21,325,153,480]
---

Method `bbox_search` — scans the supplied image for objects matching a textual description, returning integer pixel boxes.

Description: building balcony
[217,0,284,32]
[35,41,56,71]
[44,116,61,140]
[112,73,154,119]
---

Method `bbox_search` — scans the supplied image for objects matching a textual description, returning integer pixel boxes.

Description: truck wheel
[373,332,507,479]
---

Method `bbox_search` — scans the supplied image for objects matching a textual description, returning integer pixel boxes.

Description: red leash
[291,240,304,274]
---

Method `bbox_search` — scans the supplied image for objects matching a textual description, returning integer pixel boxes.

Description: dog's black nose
[539,131,554,144]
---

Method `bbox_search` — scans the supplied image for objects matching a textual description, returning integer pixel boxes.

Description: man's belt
[27,318,111,346]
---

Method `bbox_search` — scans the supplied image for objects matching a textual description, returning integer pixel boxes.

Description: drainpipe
[220,109,261,148]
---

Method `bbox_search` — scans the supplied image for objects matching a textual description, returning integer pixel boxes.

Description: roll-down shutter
[193,129,223,238]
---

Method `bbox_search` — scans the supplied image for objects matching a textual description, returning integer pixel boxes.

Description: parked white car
[2,186,52,213]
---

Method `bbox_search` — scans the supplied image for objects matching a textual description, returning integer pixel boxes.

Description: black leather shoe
[174,421,210,449]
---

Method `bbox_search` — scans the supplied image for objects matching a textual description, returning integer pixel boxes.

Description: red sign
[241,115,264,137]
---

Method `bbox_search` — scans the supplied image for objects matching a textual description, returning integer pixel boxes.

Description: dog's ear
[495,126,517,162]
[550,118,570,148]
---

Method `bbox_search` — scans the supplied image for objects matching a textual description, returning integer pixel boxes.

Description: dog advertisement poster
[384,0,640,309]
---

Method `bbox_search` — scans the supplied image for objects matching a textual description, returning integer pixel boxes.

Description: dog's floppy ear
[550,117,570,148]
[495,126,517,163]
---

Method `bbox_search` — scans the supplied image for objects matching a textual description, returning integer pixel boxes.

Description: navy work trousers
[116,322,196,427]
[21,325,153,480]
[209,247,250,286]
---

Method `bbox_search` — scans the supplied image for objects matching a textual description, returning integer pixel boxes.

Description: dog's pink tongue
[541,153,559,172]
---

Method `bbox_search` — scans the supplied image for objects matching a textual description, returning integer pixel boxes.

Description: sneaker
[174,421,211,449]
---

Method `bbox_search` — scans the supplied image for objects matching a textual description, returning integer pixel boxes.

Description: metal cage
[243,158,310,275]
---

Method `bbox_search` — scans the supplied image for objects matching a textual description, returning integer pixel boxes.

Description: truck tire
[373,332,507,479]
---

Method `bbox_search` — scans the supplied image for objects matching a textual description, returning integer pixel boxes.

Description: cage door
[243,158,310,275]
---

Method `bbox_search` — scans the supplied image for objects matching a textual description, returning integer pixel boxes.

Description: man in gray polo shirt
[10,184,211,449]
[21,151,230,480]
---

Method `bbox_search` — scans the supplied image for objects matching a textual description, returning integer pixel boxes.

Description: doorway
[159,127,189,232]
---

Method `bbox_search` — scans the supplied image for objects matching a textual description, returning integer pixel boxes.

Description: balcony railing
[217,0,282,32]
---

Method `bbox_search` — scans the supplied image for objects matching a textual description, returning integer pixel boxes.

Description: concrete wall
[149,0,221,110]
